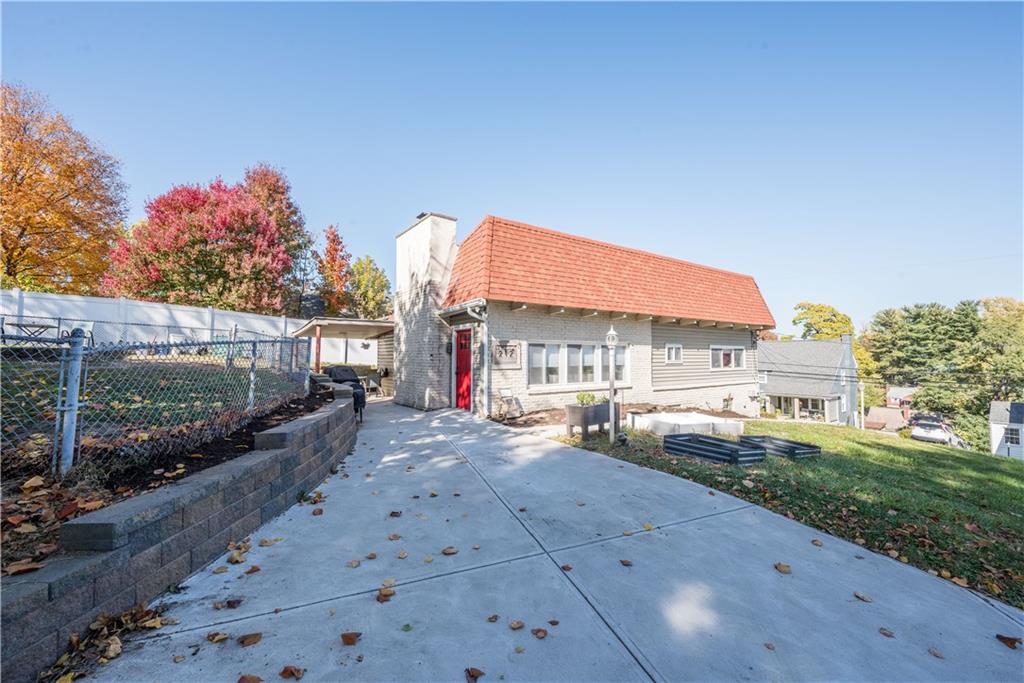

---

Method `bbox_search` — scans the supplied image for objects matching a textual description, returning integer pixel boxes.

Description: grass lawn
[559,420,1024,609]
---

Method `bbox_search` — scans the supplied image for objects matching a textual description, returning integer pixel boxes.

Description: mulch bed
[501,403,746,428]
[0,387,332,576]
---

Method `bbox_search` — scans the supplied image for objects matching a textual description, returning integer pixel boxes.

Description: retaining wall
[0,396,357,683]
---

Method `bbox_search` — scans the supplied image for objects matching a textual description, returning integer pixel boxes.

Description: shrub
[576,392,596,406]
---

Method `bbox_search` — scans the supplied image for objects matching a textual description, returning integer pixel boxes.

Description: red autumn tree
[242,164,314,315]
[102,179,292,314]
[314,225,351,315]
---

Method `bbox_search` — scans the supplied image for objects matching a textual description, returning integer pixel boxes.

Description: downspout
[465,304,489,418]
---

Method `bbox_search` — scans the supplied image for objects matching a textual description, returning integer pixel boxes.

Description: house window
[527,343,561,385]
[665,344,683,364]
[1007,428,1021,445]
[567,345,581,383]
[759,371,768,384]
[527,342,624,386]
[711,346,745,370]
[581,345,596,382]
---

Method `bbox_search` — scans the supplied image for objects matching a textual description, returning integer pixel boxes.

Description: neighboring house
[864,406,909,432]
[757,337,859,426]
[886,385,918,409]
[392,213,776,417]
[989,401,1023,459]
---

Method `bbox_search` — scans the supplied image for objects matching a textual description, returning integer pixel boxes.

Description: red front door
[455,330,472,410]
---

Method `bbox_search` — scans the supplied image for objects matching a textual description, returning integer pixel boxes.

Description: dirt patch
[499,403,746,428]
[1,387,332,575]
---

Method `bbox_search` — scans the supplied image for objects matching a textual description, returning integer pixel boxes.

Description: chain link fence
[1,330,311,483]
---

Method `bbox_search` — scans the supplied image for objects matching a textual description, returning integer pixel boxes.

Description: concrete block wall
[0,399,357,683]
[486,306,759,416]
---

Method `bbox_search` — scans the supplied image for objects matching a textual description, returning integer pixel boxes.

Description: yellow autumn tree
[1,83,126,293]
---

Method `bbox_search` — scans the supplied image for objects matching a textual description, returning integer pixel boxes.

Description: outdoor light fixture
[607,325,618,444]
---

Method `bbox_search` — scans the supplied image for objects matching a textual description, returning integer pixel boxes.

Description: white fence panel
[0,289,375,365]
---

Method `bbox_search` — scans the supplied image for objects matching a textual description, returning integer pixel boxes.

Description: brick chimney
[393,213,458,410]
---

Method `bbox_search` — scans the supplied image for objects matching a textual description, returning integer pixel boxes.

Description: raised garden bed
[663,433,766,466]
[739,435,820,459]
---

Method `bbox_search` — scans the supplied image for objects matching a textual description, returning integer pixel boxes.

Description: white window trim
[664,343,683,364]
[709,345,746,371]
[840,394,848,413]
[526,341,629,388]
[1006,427,1021,445]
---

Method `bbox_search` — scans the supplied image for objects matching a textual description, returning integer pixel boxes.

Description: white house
[989,401,1023,459]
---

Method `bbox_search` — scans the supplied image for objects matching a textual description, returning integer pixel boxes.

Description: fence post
[226,324,237,369]
[59,329,86,476]
[247,341,257,412]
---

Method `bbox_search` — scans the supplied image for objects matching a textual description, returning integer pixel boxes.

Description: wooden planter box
[565,403,611,438]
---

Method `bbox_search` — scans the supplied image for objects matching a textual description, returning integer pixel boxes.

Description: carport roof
[291,317,394,339]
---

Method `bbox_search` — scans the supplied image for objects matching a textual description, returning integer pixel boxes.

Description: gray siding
[651,324,757,389]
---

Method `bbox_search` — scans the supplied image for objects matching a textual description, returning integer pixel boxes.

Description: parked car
[910,420,966,448]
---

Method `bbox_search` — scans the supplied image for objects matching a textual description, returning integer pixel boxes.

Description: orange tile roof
[442,216,775,327]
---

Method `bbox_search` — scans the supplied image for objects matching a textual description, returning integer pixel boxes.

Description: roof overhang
[482,299,773,329]
[291,317,394,339]
[437,298,487,319]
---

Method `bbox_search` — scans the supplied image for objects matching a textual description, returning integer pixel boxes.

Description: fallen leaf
[212,566,229,574]
[3,560,45,575]
[509,620,524,630]
[487,614,499,623]
[173,655,185,663]
[560,564,572,571]
[140,617,164,629]
[472,544,480,550]
[996,634,1022,649]
[620,559,633,567]
[429,492,438,498]
[389,511,402,517]
[238,676,262,683]
[811,539,823,547]
[341,631,361,646]
[879,627,895,638]
[382,578,396,587]
[347,560,361,568]
[742,480,755,489]
[259,537,284,547]
[397,551,408,560]
[401,623,413,632]
[379,587,396,597]
[279,665,305,679]
[854,592,873,603]
[189,453,204,459]
[774,563,792,575]
[518,507,527,512]
[515,646,525,654]
[643,523,653,531]
[424,555,433,564]
[548,619,559,626]
[464,667,485,683]
[928,647,944,659]
[207,632,230,643]
[366,552,377,560]
[227,550,246,564]
[312,508,323,517]
[442,546,458,556]
[531,628,548,639]
[245,565,261,575]
[21,476,45,491]
[237,633,262,647]
[964,522,984,535]
[388,533,401,541]
[105,636,122,659]
[622,530,633,536]
[887,550,899,559]
[951,577,969,588]
[764,642,776,651]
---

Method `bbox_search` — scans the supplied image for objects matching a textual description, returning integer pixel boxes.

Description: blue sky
[3,2,1021,334]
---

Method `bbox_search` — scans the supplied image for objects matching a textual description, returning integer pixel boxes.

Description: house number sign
[492,341,521,369]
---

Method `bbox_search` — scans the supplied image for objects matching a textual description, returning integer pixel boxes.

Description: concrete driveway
[97,401,1023,682]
